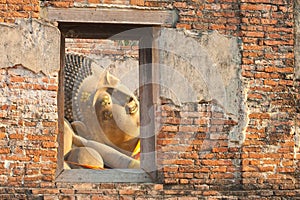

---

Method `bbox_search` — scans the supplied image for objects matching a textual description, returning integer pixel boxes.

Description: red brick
[211,166,227,173]
[162,166,178,172]
[161,125,178,132]
[173,2,187,8]
[203,191,220,196]
[194,118,208,125]
[248,113,270,119]
[247,93,263,99]
[178,126,198,132]
[264,40,293,46]
[264,79,278,86]
[210,173,234,179]
[42,141,57,148]
[60,189,75,194]
[242,71,254,78]
[258,166,275,172]
[277,167,295,173]
[261,18,278,25]
[27,135,56,141]
[157,139,178,145]
[153,184,163,190]
[176,23,192,30]
[9,76,25,82]
[242,31,265,38]
[50,2,72,8]
[210,24,226,30]
[281,160,293,167]
[8,133,24,140]
[162,117,181,124]
[0,148,10,154]
[46,85,58,91]
[254,72,270,79]
[202,160,232,166]
[174,159,194,165]
[0,132,6,139]
[212,147,228,153]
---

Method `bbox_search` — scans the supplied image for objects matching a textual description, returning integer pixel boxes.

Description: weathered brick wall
[0,0,39,23]
[0,0,299,199]
[0,66,59,198]
[65,39,139,60]
[240,0,298,196]
[158,98,241,194]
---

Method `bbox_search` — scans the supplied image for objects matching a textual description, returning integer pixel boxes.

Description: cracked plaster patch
[157,29,244,145]
[0,19,60,75]
[158,29,241,118]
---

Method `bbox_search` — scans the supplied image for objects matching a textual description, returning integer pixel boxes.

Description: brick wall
[65,39,139,60]
[0,66,58,198]
[158,98,241,193]
[0,0,39,23]
[240,0,297,195]
[0,0,299,199]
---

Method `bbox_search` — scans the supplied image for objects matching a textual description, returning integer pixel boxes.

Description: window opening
[56,23,159,183]
[63,38,141,170]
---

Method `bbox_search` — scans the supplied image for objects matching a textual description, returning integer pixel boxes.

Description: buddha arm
[72,133,140,169]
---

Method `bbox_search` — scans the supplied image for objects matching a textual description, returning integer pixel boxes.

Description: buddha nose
[101,95,111,107]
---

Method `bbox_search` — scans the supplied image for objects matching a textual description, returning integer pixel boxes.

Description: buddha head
[93,72,140,152]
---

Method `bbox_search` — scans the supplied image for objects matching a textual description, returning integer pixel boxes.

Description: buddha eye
[125,97,138,114]
[128,97,134,103]
[101,95,111,106]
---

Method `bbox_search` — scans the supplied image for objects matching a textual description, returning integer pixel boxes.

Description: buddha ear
[97,70,119,88]
[106,71,119,86]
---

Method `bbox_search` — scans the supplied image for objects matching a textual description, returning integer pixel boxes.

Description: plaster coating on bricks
[0,19,60,75]
[158,29,241,119]
[158,29,244,145]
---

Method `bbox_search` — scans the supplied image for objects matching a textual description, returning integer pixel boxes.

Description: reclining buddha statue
[63,54,140,170]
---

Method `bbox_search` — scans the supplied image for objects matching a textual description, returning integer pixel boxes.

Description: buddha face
[93,86,140,152]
